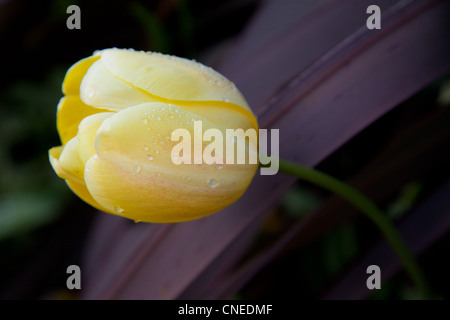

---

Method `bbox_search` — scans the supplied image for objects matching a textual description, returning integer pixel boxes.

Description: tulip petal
[62,55,100,96]
[98,49,253,113]
[49,146,68,179]
[56,137,85,183]
[181,101,257,131]
[80,60,158,111]
[66,179,110,213]
[76,112,114,165]
[84,102,257,222]
[57,96,110,145]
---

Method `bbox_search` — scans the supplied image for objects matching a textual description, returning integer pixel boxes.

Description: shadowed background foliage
[0,0,449,300]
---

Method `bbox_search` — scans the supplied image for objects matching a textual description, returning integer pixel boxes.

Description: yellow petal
[98,48,253,113]
[56,137,85,183]
[181,100,257,131]
[80,60,158,111]
[66,179,110,213]
[79,59,257,129]
[76,112,114,164]
[57,96,110,145]
[84,102,257,222]
[49,146,67,179]
[62,55,100,96]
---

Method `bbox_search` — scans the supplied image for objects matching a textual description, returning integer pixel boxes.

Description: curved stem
[275,158,431,299]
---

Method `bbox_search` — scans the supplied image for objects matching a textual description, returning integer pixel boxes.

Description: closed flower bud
[49,48,258,223]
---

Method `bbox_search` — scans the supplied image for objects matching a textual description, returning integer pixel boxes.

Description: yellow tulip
[49,48,258,223]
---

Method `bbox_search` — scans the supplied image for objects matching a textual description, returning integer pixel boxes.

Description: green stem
[275,158,431,299]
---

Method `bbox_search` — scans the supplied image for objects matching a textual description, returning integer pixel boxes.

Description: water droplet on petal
[215,164,223,170]
[114,206,124,214]
[141,118,148,125]
[133,165,141,173]
[146,155,154,161]
[185,176,191,181]
[155,116,161,121]
[154,149,159,154]
[155,172,160,177]
[142,145,149,151]
[87,89,95,98]
[207,179,219,188]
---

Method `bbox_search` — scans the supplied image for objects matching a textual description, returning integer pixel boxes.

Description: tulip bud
[49,48,258,223]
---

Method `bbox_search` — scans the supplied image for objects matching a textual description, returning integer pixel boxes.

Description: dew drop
[185,176,191,181]
[114,206,124,213]
[155,116,161,121]
[154,149,159,154]
[146,155,154,161]
[155,172,160,177]
[133,165,141,173]
[142,145,149,151]
[215,164,223,170]
[141,118,148,124]
[87,89,95,98]
[207,179,219,188]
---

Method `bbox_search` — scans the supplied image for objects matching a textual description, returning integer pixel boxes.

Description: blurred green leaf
[280,185,322,219]
[130,2,170,53]
[0,192,64,241]
[387,181,422,220]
